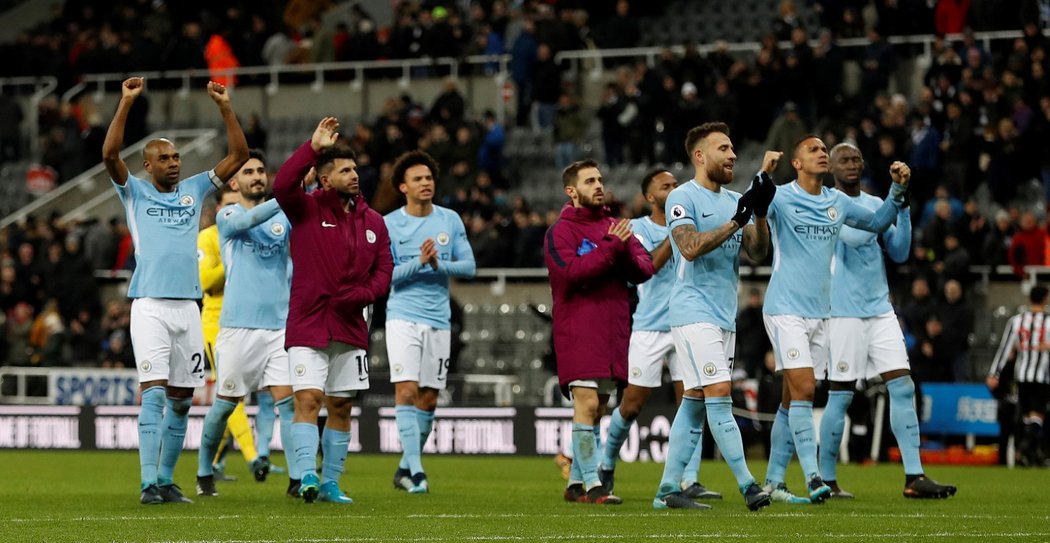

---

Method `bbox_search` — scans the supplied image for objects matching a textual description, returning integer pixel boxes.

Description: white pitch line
[6,511,1048,523]
[150,532,1050,543]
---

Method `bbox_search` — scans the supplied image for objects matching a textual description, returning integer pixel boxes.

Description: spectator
[509,19,538,127]
[983,209,1016,265]
[244,113,268,152]
[597,83,627,166]
[763,102,808,182]
[4,302,34,366]
[902,276,937,333]
[736,288,771,378]
[478,111,506,186]
[909,314,954,383]
[1008,211,1047,275]
[532,44,562,130]
[430,79,466,131]
[28,298,65,366]
[938,279,974,381]
[553,93,588,169]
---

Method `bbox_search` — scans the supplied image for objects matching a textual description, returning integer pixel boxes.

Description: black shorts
[1017,382,1050,414]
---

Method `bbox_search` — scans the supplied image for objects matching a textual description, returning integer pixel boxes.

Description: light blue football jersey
[764,181,901,318]
[831,192,911,318]
[385,205,476,329]
[631,216,673,332]
[114,171,219,299]
[665,180,745,331]
[216,199,292,329]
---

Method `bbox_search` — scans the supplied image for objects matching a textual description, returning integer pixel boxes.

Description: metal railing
[554,29,1030,79]
[0,129,217,229]
[0,76,56,158]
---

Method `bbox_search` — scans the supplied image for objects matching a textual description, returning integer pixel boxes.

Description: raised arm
[216,199,282,237]
[742,218,770,262]
[742,154,779,262]
[274,117,339,222]
[207,82,250,183]
[881,205,912,263]
[844,161,909,233]
[102,78,144,185]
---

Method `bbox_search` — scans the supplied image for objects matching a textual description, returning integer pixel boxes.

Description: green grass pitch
[2,451,1049,542]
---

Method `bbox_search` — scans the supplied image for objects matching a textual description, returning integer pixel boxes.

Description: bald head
[142,138,182,188]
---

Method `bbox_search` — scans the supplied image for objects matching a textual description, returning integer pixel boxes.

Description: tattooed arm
[671,222,740,261]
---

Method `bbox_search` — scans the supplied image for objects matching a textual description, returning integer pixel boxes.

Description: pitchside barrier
[0,366,1001,465]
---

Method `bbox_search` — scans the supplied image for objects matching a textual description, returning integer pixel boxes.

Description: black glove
[753,171,776,217]
[732,190,755,228]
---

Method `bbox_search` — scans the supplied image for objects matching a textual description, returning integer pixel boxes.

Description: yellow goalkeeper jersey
[198,224,225,331]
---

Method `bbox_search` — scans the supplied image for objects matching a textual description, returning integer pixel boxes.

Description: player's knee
[167,397,191,416]
[294,391,323,414]
[887,375,915,400]
[704,381,731,398]
[790,380,816,401]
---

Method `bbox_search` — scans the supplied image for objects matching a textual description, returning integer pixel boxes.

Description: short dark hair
[247,148,266,165]
[316,146,357,174]
[792,134,822,160]
[641,168,671,195]
[562,159,599,187]
[684,122,730,156]
[1031,285,1049,304]
[391,150,440,191]
[217,183,237,198]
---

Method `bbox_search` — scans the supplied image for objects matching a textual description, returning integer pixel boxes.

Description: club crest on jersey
[180,195,194,206]
[787,348,800,360]
[670,204,686,220]
[140,360,151,372]
[270,222,285,236]
[366,229,377,244]
[631,367,642,378]
[393,364,403,375]
[223,379,236,391]
[436,232,450,246]
[294,364,306,377]
[837,361,849,373]
[827,206,838,221]
[703,363,717,377]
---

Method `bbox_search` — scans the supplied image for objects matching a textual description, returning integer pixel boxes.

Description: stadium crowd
[0,0,1048,393]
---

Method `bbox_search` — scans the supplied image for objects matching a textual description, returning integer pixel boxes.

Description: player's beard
[706,160,734,185]
[578,191,603,209]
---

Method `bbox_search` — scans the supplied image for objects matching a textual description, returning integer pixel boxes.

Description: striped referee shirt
[990,310,1050,384]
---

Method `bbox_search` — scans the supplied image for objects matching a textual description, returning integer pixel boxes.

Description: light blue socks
[765,406,795,487]
[197,398,237,477]
[158,396,192,485]
[788,400,820,480]
[571,422,600,489]
[887,376,924,475]
[396,405,424,475]
[275,396,299,480]
[291,422,319,479]
[706,396,755,487]
[320,427,350,485]
[416,408,435,450]
[655,397,705,498]
[601,407,632,471]
[819,390,854,482]
[255,390,276,457]
[138,386,165,487]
